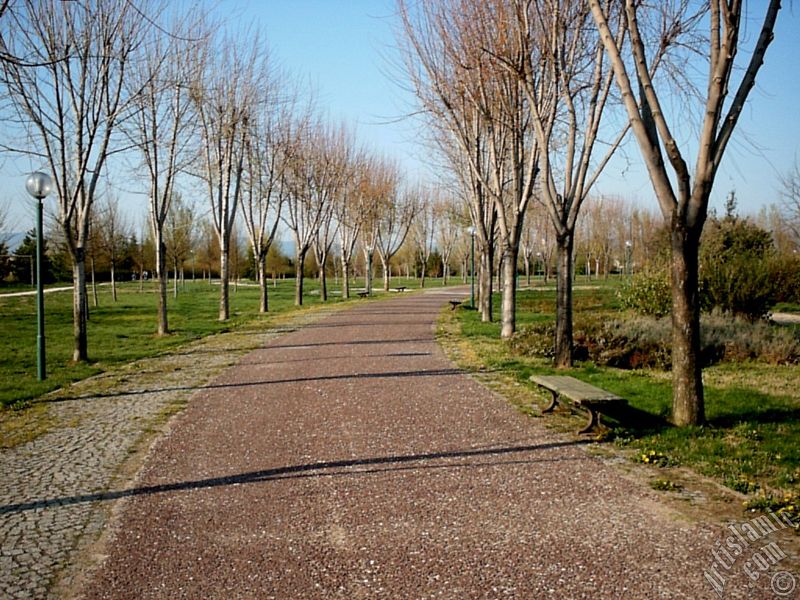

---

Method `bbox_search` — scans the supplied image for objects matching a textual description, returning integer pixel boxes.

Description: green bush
[509,322,555,358]
[617,269,672,317]
[770,254,800,305]
[700,217,781,320]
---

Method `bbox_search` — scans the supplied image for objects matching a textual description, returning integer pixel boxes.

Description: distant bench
[357,291,369,298]
[448,299,463,310]
[529,375,626,434]
[393,286,407,292]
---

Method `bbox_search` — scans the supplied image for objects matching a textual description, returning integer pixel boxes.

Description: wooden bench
[448,299,463,310]
[393,286,407,292]
[357,291,369,298]
[529,375,626,434]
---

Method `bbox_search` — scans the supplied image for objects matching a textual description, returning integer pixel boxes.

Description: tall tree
[435,193,463,285]
[411,188,436,288]
[376,182,417,292]
[334,147,368,299]
[127,9,204,333]
[192,30,265,320]
[0,0,149,361]
[240,93,292,312]
[591,0,782,425]
[164,193,195,298]
[283,119,338,305]
[502,0,630,360]
[397,0,498,322]
[93,192,129,301]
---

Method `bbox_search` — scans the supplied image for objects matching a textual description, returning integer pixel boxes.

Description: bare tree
[779,160,800,248]
[240,93,292,312]
[0,0,149,361]
[164,193,195,298]
[93,192,129,302]
[127,9,204,334]
[376,183,417,292]
[591,0,782,425]
[334,148,369,299]
[411,188,436,287]
[397,0,498,322]
[492,0,629,361]
[348,153,396,296]
[191,30,265,320]
[435,193,463,285]
[283,119,338,305]
[313,204,337,301]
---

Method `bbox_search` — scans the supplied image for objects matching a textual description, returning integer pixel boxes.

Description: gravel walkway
[6,291,793,598]
[0,307,339,599]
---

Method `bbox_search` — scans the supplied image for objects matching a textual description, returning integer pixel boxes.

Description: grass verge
[439,283,800,525]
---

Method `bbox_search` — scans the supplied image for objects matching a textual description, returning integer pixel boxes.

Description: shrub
[700,217,782,320]
[701,311,800,365]
[771,254,800,304]
[617,269,672,317]
[510,312,799,367]
[509,322,555,358]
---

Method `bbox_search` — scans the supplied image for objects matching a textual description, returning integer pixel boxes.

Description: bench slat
[529,375,623,403]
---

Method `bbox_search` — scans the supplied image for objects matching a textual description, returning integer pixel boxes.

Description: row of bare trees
[0,0,423,363]
[397,0,783,426]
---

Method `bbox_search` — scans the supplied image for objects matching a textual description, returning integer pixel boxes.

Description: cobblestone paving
[0,307,339,599]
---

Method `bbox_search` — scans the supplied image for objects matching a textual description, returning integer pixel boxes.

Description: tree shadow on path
[0,439,592,515]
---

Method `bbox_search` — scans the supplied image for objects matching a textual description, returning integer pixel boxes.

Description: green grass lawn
[0,275,424,408]
[449,279,800,515]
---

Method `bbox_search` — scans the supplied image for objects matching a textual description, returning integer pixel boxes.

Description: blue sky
[239,0,800,217]
[4,0,800,233]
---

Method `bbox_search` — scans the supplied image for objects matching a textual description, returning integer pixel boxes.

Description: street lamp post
[25,172,53,381]
[625,240,632,276]
[467,227,475,309]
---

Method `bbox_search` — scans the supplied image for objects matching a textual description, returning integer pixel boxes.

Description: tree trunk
[555,234,574,368]
[156,238,168,335]
[670,224,705,426]
[420,262,426,288]
[381,257,391,291]
[365,251,373,295]
[90,257,98,307]
[525,256,531,287]
[500,244,519,339]
[479,245,493,322]
[319,257,328,302]
[381,257,392,292]
[72,249,89,362]
[294,248,306,306]
[219,248,230,321]
[258,256,268,313]
[173,258,178,299]
[342,258,351,299]
[111,260,117,302]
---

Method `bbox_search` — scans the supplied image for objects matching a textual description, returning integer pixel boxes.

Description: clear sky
[3,0,800,234]
[235,0,800,218]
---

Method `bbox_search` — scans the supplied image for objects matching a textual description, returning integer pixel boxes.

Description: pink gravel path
[78,292,782,599]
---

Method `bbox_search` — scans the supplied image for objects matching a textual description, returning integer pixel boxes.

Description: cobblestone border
[0,306,343,599]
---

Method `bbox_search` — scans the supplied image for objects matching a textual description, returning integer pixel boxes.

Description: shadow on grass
[599,403,672,436]
[602,387,798,437]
